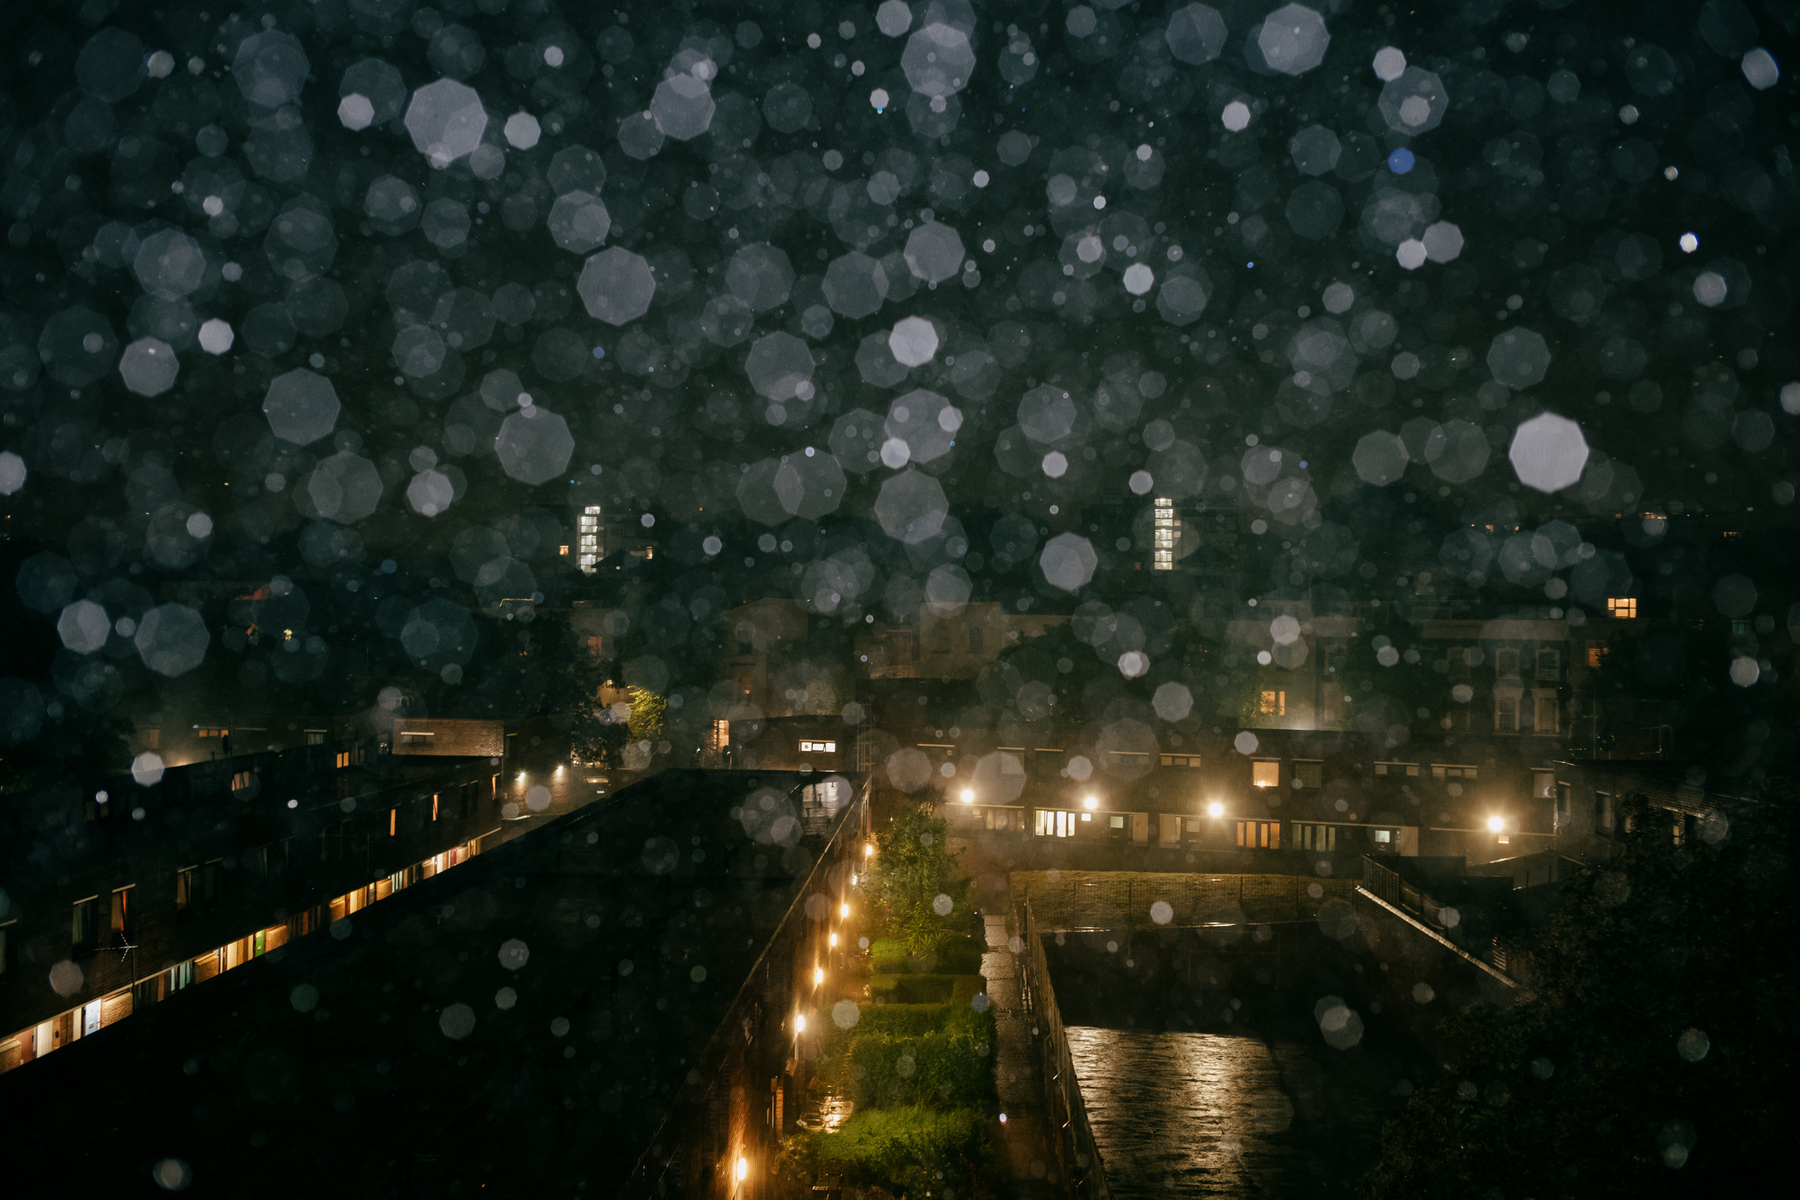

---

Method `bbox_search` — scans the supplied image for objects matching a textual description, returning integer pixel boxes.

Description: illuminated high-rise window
[577,506,602,573]
[1152,498,1178,568]
[1606,597,1636,618]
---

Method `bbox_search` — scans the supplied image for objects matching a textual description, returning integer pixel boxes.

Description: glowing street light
[813,966,825,986]
[1487,815,1506,832]
[736,1156,749,1181]
[960,788,975,803]
[794,1012,807,1033]
[840,902,850,919]
[1207,802,1225,818]
[1083,796,1098,810]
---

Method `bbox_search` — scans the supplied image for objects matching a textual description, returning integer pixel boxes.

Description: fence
[1013,869,1360,931]
[1015,898,1110,1200]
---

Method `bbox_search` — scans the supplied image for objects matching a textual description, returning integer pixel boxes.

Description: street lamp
[960,788,975,803]
[1207,802,1224,818]
[1083,796,1098,810]
[1486,815,1505,832]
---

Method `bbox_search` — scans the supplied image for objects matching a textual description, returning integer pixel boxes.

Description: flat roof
[0,769,842,1194]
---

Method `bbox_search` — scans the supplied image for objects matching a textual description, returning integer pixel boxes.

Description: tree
[1361,788,1798,1199]
[861,796,976,955]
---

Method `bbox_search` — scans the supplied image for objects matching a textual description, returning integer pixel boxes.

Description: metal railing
[1016,898,1110,1200]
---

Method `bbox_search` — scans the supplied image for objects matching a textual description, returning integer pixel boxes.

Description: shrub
[853,1003,990,1040]
[871,935,985,976]
[847,1021,997,1111]
[870,973,958,1004]
[790,1106,995,1194]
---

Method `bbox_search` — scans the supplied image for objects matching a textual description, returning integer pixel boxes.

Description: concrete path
[983,910,1063,1199]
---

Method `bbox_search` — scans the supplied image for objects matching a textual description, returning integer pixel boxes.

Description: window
[141,728,161,749]
[1495,693,1520,733]
[1294,823,1336,851]
[1293,760,1323,789]
[1555,784,1571,826]
[1159,754,1202,768]
[1323,645,1347,675]
[196,726,227,738]
[230,770,253,791]
[1034,810,1076,837]
[1108,751,1150,768]
[1536,649,1561,679]
[1494,649,1520,676]
[1587,645,1607,668]
[1431,764,1479,779]
[735,625,755,656]
[432,793,439,821]
[967,627,985,653]
[799,740,837,753]
[305,729,326,746]
[177,862,218,911]
[71,896,101,954]
[1533,692,1560,734]
[932,625,951,652]
[388,808,397,837]
[1374,762,1420,776]
[400,731,434,746]
[1532,769,1554,799]
[1236,820,1280,848]
[1153,499,1177,569]
[1372,829,1394,845]
[577,506,602,574]
[998,752,1026,776]
[335,751,351,769]
[1252,761,1280,788]
[1595,792,1614,834]
[1257,690,1286,716]
[110,886,134,946]
[1607,597,1637,618]
[1109,814,1125,830]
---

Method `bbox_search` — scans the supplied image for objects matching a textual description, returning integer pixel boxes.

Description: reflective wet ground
[1067,1026,1402,1198]
[1047,924,1427,1197]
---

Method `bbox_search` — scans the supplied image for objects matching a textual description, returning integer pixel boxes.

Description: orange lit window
[432,793,439,821]
[1257,690,1286,716]
[335,751,350,769]
[1606,597,1636,618]
[1588,646,1607,668]
[1252,761,1280,788]
[388,809,397,837]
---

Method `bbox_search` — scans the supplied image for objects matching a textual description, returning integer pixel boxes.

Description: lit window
[1252,761,1280,788]
[230,771,253,791]
[1587,645,1606,668]
[1606,597,1637,618]
[1374,762,1419,776]
[1432,764,1479,779]
[1153,549,1174,570]
[1236,820,1280,848]
[1257,690,1286,716]
[335,751,351,769]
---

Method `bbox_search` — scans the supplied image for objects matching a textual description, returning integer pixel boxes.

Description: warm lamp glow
[813,967,825,986]
[1083,796,1098,810]
[839,902,849,919]
[1207,802,1224,818]
[863,843,873,857]
[794,1013,806,1032]
[736,1156,749,1181]
[829,933,838,947]
[960,788,975,803]
[1487,816,1505,832]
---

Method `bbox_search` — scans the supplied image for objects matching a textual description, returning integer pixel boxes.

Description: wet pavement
[982,911,1062,1199]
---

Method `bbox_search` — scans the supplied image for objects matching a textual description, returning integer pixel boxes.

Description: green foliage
[790,1106,995,1195]
[626,686,666,741]
[870,935,984,976]
[849,1003,991,1040]
[861,799,975,956]
[846,1022,998,1111]
[1361,791,1799,1200]
[869,974,956,1004]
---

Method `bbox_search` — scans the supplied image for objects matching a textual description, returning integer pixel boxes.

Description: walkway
[983,908,1063,1199]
